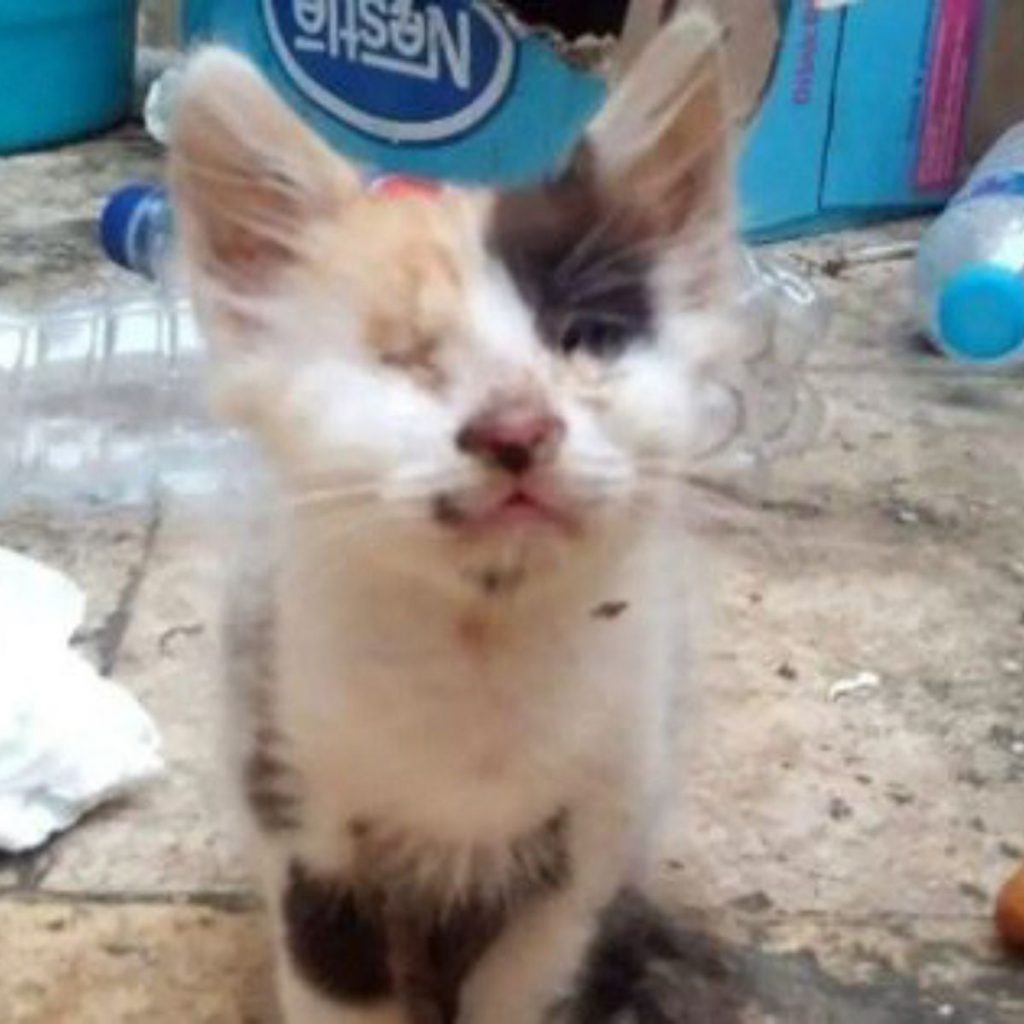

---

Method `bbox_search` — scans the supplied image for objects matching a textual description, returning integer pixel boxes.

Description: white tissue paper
[0,546,163,852]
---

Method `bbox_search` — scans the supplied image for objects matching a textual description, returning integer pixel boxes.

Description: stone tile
[658,235,1024,921]
[1,900,274,1024]
[0,502,156,673]
[3,898,1020,1024]
[35,507,250,896]
[0,128,162,308]
[659,908,1024,1023]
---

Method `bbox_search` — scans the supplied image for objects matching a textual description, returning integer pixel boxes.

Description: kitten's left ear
[169,47,359,294]
[581,10,733,244]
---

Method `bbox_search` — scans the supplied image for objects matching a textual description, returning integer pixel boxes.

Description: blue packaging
[180,1,998,239]
[183,0,603,187]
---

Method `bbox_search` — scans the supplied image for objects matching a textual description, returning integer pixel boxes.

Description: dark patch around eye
[489,150,654,360]
[558,315,632,360]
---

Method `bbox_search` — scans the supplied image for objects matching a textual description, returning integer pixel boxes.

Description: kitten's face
[171,15,739,598]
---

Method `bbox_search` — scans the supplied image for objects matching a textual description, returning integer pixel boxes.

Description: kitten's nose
[456,403,566,475]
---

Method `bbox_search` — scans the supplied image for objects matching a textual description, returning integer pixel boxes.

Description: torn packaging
[494,0,633,39]
[498,0,779,122]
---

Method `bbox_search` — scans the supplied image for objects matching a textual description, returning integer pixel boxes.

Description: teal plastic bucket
[0,0,138,154]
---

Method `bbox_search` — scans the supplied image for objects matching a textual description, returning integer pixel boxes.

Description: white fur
[221,247,701,1021]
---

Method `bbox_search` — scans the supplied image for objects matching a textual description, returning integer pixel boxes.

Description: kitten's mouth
[434,485,579,536]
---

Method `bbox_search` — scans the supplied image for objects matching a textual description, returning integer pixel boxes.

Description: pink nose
[456,404,566,475]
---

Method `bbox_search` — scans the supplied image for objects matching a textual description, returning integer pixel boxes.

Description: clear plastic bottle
[0,186,233,506]
[916,122,1024,365]
[143,62,186,146]
[0,296,230,507]
[1,180,827,505]
[723,252,828,469]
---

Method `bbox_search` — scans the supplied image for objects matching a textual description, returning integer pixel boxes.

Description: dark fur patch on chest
[283,810,571,1023]
[284,861,393,1003]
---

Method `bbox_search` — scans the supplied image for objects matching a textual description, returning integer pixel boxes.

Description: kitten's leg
[456,883,603,1024]
[458,797,648,1024]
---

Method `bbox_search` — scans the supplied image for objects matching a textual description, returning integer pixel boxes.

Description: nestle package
[180,0,605,185]
[180,1,1008,238]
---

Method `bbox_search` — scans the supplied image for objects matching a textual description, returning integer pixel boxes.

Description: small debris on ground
[591,600,629,620]
[821,240,919,278]
[829,671,882,702]
[829,796,854,821]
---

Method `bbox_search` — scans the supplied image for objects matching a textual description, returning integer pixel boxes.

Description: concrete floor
[1,130,1023,1022]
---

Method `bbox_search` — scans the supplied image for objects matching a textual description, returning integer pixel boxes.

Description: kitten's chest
[280,610,651,839]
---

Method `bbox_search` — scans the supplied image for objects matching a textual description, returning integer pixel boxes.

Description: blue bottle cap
[938,263,1024,364]
[99,183,165,273]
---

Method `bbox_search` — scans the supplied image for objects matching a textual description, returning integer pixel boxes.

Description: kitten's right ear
[578,11,732,243]
[169,48,358,293]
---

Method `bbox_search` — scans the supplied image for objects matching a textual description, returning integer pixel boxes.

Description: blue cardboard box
[738,1,843,238]
[741,0,997,239]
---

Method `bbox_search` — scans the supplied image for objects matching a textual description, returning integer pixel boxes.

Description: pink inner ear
[171,50,360,292]
[202,210,297,290]
[582,13,732,242]
[183,155,347,293]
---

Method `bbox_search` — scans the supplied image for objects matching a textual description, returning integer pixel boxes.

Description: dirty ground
[1,130,1022,1023]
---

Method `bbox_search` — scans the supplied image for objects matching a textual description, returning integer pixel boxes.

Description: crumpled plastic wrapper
[683,252,830,481]
[0,547,163,852]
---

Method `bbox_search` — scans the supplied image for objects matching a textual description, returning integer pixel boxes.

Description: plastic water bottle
[100,184,177,285]
[731,252,828,465]
[0,186,234,506]
[2,174,828,505]
[0,295,231,507]
[916,123,1024,365]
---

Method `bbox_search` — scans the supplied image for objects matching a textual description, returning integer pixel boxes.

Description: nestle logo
[263,0,518,143]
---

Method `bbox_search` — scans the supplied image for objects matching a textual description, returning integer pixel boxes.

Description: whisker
[553,116,726,288]
[289,484,382,509]
[552,200,633,286]
[560,236,675,298]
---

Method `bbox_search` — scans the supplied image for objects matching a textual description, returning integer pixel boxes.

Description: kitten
[171,11,746,1024]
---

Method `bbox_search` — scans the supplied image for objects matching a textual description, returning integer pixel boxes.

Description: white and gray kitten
[171,12,748,1024]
